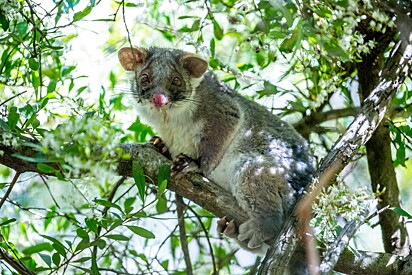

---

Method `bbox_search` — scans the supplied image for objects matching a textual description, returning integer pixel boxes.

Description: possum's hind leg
[232,157,296,250]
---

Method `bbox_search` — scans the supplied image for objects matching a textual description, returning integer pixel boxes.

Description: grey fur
[118,47,314,257]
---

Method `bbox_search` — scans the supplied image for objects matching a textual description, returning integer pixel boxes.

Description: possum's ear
[118,47,148,71]
[180,54,208,78]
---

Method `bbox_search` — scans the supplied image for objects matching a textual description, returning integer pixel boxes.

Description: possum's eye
[140,74,150,86]
[172,76,182,86]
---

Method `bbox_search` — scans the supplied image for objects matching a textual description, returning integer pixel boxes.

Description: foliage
[0,0,411,274]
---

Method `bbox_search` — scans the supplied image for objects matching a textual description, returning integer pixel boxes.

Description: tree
[0,0,411,274]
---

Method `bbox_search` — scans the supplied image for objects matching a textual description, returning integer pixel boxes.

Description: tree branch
[0,140,249,225]
[259,4,412,273]
[176,194,193,275]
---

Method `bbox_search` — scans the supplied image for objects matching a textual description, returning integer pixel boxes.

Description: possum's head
[118,47,208,110]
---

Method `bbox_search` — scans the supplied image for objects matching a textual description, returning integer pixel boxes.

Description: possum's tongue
[152,93,169,108]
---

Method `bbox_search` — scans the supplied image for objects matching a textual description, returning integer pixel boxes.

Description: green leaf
[0,218,16,227]
[32,71,40,89]
[76,228,89,240]
[12,153,49,163]
[157,180,168,199]
[19,104,35,118]
[126,225,155,239]
[29,58,40,71]
[0,118,9,131]
[40,234,67,257]
[73,256,91,263]
[52,252,61,266]
[132,161,146,203]
[270,0,293,26]
[22,243,53,255]
[39,253,52,267]
[191,19,200,31]
[93,239,106,249]
[279,31,299,53]
[124,197,136,209]
[62,65,76,77]
[212,19,223,40]
[85,218,98,234]
[396,143,406,167]
[37,163,57,173]
[47,80,57,94]
[75,239,90,252]
[105,234,129,241]
[108,219,123,231]
[257,81,279,98]
[210,39,215,57]
[91,247,99,275]
[7,107,19,130]
[161,259,169,270]
[390,207,412,219]
[73,6,92,22]
[94,199,123,214]
[0,11,10,31]
[323,39,350,62]
[156,197,168,214]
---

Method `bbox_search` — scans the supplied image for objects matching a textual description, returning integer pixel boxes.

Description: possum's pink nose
[152,93,169,108]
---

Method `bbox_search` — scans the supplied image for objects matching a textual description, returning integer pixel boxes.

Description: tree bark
[357,16,410,256]
[259,4,412,273]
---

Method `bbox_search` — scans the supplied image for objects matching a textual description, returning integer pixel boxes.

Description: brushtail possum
[118,46,314,259]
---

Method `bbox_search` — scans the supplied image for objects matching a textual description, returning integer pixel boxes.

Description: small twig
[0,91,28,108]
[187,205,218,275]
[0,172,21,209]
[39,174,61,209]
[0,243,36,275]
[176,194,193,275]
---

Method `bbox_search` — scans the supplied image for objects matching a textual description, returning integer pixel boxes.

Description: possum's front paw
[171,154,199,177]
[237,219,272,250]
[217,217,238,238]
[150,136,171,158]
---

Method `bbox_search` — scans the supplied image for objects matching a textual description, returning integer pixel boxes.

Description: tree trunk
[357,20,410,256]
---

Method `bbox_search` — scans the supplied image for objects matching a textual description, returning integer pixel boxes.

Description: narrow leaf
[0,218,16,227]
[132,160,146,203]
[126,225,155,239]
[390,207,412,219]
[37,163,57,173]
[105,234,129,241]
[22,243,53,254]
[94,199,123,213]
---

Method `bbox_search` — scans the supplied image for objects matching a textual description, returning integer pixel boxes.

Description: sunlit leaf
[29,58,40,71]
[73,6,92,21]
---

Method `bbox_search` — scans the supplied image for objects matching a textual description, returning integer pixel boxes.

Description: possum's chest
[158,121,203,159]
[137,105,203,159]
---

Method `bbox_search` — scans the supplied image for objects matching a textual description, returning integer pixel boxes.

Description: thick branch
[294,107,360,138]
[260,6,412,273]
[356,7,411,256]
[334,249,412,275]
[0,141,249,224]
